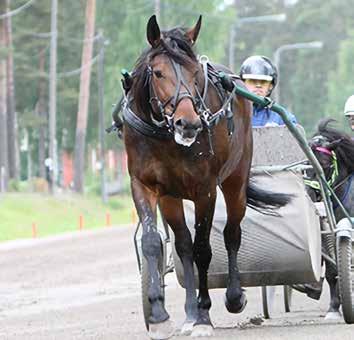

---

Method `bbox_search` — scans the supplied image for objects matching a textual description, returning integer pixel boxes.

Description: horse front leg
[191,191,216,337]
[159,196,198,335]
[131,178,174,339]
[222,187,247,314]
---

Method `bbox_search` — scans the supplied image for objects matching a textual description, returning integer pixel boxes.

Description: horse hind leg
[175,229,198,335]
[223,220,247,313]
[159,196,198,335]
[222,186,247,314]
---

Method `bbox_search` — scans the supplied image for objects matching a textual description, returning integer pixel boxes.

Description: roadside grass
[0,193,134,242]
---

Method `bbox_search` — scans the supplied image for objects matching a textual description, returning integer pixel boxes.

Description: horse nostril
[175,118,184,128]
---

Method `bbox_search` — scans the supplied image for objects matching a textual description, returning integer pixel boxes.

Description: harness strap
[306,149,339,191]
[199,55,209,102]
[328,151,339,186]
[304,178,321,191]
[315,146,332,156]
[122,102,173,140]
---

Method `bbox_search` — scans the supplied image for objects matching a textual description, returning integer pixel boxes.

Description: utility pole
[49,0,58,193]
[73,0,96,193]
[98,30,107,203]
[0,1,8,192]
[5,0,19,181]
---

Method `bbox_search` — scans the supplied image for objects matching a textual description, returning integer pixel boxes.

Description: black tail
[246,181,293,216]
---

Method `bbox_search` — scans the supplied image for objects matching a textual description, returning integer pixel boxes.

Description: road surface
[0,225,353,339]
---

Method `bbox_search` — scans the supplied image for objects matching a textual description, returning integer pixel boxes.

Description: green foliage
[326,29,354,132]
[232,0,354,132]
[98,0,236,150]
[10,0,354,180]
[0,193,133,241]
[8,179,21,192]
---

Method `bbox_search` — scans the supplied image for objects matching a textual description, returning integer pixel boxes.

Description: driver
[239,55,297,127]
[344,95,354,132]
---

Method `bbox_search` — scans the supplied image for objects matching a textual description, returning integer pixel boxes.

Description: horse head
[145,15,203,147]
[309,118,354,184]
[309,134,339,179]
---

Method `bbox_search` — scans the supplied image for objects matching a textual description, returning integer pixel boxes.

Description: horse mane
[314,118,354,173]
[130,27,198,115]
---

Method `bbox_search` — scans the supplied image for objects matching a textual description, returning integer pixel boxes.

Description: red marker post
[105,212,111,227]
[32,223,37,238]
[79,215,84,231]
[132,209,138,226]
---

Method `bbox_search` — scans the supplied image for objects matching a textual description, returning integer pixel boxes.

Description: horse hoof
[148,319,175,340]
[325,311,342,320]
[180,321,195,335]
[225,293,247,314]
[191,324,213,337]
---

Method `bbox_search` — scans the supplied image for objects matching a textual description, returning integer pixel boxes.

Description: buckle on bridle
[200,109,212,126]
[165,113,175,132]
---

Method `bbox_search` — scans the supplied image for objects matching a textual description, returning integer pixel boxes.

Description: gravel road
[0,225,353,340]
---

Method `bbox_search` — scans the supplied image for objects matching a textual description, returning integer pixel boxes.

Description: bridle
[121,53,237,154]
[305,135,339,190]
[147,57,200,132]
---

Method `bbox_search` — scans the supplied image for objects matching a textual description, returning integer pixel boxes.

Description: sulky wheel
[141,233,167,330]
[336,233,354,324]
[283,285,292,312]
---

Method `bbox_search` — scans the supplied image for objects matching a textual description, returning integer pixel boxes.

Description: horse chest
[136,152,212,199]
[151,158,214,199]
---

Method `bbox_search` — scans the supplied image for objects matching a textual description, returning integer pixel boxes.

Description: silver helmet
[239,55,278,87]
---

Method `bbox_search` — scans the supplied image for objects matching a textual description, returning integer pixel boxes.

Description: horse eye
[154,70,163,79]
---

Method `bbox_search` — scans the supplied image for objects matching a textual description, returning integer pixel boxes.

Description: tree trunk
[36,47,47,179]
[5,0,19,181]
[73,0,96,193]
[0,3,8,192]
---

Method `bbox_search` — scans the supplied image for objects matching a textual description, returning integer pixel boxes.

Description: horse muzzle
[173,116,202,147]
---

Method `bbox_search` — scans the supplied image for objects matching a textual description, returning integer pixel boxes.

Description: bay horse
[307,118,354,318]
[122,15,290,338]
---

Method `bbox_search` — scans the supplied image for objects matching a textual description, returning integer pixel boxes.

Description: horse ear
[147,15,161,48]
[185,15,202,45]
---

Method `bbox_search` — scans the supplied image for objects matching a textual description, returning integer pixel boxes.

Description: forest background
[1,0,353,191]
